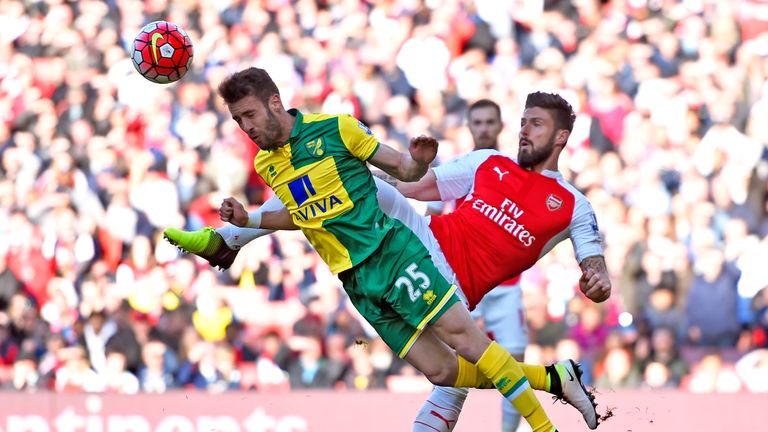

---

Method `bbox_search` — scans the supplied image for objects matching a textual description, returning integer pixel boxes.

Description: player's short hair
[218,67,280,107]
[525,92,576,133]
[467,99,501,120]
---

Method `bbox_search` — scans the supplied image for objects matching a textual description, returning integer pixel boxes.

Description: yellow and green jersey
[254,109,392,274]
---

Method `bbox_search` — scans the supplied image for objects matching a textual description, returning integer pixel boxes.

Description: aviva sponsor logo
[287,174,345,222]
[287,175,316,206]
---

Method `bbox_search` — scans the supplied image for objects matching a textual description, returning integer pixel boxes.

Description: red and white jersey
[453,181,521,288]
[429,149,603,309]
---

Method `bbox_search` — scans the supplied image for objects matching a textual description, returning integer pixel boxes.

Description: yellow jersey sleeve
[338,115,380,161]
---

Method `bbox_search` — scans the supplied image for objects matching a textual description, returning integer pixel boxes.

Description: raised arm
[369,140,485,203]
[578,255,611,303]
[371,169,441,202]
[367,135,437,183]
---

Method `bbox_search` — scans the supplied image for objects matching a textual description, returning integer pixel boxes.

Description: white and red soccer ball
[131,21,194,84]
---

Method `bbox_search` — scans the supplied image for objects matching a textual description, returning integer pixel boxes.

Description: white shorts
[373,177,469,306]
[471,284,529,355]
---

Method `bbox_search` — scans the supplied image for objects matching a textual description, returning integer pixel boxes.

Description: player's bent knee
[415,357,457,386]
[423,367,455,386]
[431,305,490,361]
[443,333,488,364]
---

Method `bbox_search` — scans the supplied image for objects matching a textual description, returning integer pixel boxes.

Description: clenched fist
[579,268,611,303]
[219,197,249,227]
[408,135,438,166]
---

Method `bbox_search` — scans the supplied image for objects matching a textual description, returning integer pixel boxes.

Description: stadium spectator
[685,239,742,347]
[137,339,175,393]
[285,334,343,390]
[54,345,100,393]
[593,347,641,389]
[98,350,140,394]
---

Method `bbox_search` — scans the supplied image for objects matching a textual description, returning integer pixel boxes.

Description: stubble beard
[259,108,285,151]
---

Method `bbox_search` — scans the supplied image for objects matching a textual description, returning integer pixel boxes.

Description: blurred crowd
[1,0,768,395]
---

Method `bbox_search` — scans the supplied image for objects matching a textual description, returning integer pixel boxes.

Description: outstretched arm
[367,135,437,182]
[371,169,441,202]
[578,255,611,303]
[372,145,484,203]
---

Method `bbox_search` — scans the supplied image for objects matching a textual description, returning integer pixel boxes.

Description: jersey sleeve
[253,151,271,186]
[433,149,497,201]
[569,197,604,262]
[338,114,380,161]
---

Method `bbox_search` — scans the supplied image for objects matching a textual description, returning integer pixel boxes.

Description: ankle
[546,364,562,396]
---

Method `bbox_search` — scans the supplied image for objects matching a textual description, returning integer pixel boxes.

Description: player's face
[468,106,502,150]
[518,107,557,169]
[228,95,285,151]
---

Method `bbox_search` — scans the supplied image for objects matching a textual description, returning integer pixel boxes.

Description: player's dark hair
[467,99,501,120]
[218,67,279,107]
[524,92,576,133]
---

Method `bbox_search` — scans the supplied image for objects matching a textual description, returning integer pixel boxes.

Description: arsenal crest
[546,194,563,211]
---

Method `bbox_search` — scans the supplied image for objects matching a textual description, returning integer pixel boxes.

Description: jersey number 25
[396,263,431,302]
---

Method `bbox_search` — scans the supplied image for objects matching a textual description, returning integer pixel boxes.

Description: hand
[579,268,611,303]
[409,135,438,166]
[219,197,249,227]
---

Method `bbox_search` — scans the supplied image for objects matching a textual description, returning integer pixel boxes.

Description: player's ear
[555,129,569,147]
[269,93,283,112]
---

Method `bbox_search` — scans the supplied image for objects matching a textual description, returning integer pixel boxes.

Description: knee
[432,311,489,362]
[426,372,453,387]
[449,334,486,363]
[422,360,457,387]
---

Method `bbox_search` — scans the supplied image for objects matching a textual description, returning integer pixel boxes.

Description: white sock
[215,196,284,249]
[501,397,522,432]
[216,224,273,249]
[412,386,468,432]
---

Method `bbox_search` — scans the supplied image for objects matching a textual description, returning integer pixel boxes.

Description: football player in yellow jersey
[168,67,565,431]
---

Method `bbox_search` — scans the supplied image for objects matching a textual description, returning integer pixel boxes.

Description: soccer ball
[131,21,194,84]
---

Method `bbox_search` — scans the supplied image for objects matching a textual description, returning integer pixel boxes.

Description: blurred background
[1,0,767,423]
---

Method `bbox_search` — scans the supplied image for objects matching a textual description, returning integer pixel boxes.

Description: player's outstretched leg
[411,359,599,432]
[163,223,276,270]
[164,196,283,269]
[438,358,599,430]
[163,226,240,270]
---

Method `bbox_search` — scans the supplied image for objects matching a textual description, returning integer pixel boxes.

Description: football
[131,21,194,84]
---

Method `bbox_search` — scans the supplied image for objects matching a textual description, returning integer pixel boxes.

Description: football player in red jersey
[413,99,530,432]
[373,92,609,431]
